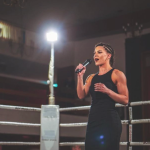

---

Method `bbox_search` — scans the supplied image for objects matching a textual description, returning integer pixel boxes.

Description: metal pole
[48,42,55,105]
[128,107,133,150]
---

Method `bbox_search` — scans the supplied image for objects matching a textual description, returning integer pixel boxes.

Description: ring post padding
[40,105,59,150]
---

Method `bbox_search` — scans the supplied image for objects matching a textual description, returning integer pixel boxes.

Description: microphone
[75,59,92,73]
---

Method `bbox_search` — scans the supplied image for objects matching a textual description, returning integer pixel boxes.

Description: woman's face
[93,46,111,66]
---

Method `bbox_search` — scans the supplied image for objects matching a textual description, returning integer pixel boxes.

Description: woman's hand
[94,83,110,94]
[75,63,86,77]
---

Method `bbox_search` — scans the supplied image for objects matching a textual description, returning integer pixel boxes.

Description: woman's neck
[98,65,112,74]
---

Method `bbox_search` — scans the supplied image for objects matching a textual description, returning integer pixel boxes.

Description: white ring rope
[130,101,150,106]
[0,142,149,146]
[59,142,84,146]
[0,121,126,128]
[59,103,127,112]
[59,106,90,112]
[131,119,150,124]
[130,142,150,146]
[0,142,40,145]
[0,100,150,147]
[59,142,150,146]
[0,142,126,146]
[0,105,41,112]
[60,123,87,127]
[59,104,125,112]
[1,119,150,128]
[59,121,129,127]
[0,100,149,112]
[59,142,128,146]
[0,121,40,127]
[59,101,150,111]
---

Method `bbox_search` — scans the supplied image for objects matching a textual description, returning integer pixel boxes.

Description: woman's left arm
[94,70,129,105]
[107,71,129,105]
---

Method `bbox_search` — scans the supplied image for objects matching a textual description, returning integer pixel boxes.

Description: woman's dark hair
[95,42,115,67]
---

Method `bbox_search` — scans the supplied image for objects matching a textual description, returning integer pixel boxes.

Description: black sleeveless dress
[85,68,122,150]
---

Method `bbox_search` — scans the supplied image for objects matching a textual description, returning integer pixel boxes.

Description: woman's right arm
[77,75,85,99]
[76,63,94,99]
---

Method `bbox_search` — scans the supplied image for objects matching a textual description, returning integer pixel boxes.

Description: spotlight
[46,31,57,42]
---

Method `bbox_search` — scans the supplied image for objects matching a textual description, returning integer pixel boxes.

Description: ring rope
[0,142,40,145]
[0,100,149,112]
[0,100,150,147]
[0,142,149,146]
[0,105,41,112]
[59,142,129,146]
[0,118,150,128]
[0,121,40,127]
[59,142,150,146]
[0,142,130,146]
[130,101,150,106]
[131,119,150,124]
[59,106,90,112]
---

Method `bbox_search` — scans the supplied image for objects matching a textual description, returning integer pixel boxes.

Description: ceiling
[0,0,150,40]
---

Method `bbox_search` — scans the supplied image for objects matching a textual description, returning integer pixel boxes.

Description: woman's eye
[94,51,102,54]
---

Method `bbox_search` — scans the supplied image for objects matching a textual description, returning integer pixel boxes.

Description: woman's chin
[95,62,100,66]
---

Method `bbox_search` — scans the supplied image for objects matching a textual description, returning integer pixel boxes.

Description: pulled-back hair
[95,42,115,67]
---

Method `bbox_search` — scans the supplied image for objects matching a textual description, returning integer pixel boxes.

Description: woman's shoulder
[85,74,96,84]
[113,69,125,76]
[112,69,126,81]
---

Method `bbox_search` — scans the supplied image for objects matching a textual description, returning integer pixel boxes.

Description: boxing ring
[0,101,150,150]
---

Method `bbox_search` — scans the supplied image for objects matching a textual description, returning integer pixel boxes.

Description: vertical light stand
[46,31,57,105]
[48,42,55,105]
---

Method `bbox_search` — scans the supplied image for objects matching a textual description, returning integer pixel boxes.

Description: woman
[75,42,129,150]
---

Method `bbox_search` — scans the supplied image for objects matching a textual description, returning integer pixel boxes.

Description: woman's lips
[94,58,99,62]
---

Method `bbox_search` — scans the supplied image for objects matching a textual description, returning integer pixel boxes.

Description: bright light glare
[46,31,57,42]
[100,135,104,139]
[53,83,58,87]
